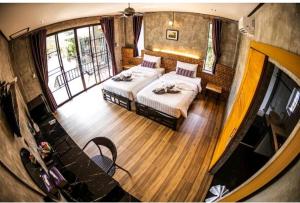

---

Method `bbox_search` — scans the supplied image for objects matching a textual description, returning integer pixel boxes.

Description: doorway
[205,62,300,200]
[46,24,112,106]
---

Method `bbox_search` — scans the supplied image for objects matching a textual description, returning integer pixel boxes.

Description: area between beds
[102,65,164,101]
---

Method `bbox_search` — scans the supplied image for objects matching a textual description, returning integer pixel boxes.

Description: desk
[36,116,137,201]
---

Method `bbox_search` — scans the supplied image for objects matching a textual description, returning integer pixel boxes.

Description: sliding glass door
[46,24,112,106]
[90,25,112,82]
[77,27,97,88]
[58,30,84,96]
[47,35,69,105]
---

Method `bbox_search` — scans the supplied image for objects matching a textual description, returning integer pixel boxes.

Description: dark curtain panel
[30,29,57,112]
[212,19,223,72]
[100,17,117,76]
[133,15,143,57]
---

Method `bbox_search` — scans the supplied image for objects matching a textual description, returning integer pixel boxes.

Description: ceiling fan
[119,3,143,17]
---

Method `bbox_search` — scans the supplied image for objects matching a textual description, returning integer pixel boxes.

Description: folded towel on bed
[112,73,132,82]
[152,85,180,94]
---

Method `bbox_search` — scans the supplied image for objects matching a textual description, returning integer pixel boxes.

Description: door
[90,25,112,82]
[209,48,267,171]
[47,35,69,105]
[57,30,85,97]
[46,24,113,106]
[76,27,97,88]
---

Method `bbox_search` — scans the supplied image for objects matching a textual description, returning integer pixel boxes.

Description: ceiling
[0,3,258,39]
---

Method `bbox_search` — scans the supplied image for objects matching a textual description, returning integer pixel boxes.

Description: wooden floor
[55,84,226,202]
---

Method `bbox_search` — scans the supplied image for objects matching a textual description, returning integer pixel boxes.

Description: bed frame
[103,50,203,126]
[102,89,131,111]
[136,102,183,130]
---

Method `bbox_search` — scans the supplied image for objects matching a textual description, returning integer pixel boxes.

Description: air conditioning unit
[239,16,255,38]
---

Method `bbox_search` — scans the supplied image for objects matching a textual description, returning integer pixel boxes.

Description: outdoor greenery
[66,38,76,59]
[204,23,215,73]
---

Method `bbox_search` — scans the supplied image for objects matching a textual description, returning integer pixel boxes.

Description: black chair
[82,137,131,177]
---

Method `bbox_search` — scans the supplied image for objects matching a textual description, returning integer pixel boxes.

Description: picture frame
[166,29,179,41]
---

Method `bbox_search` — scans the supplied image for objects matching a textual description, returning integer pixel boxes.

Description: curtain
[100,17,117,76]
[212,19,223,72]
[133,15,143,57]
[30,29,57,112]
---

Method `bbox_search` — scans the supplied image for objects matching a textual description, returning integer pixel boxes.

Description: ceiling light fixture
[119,3,143,18]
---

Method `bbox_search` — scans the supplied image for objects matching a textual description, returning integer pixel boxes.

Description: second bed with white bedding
[136,71,202,118]
[102,65,165,101]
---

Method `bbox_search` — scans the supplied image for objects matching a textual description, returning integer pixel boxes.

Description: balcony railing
[54,62,110,89]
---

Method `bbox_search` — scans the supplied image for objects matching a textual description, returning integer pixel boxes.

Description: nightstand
[122,64,135,70]
[205,82,222,99]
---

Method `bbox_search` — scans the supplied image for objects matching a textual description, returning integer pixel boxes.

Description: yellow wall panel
[209,48,266,169]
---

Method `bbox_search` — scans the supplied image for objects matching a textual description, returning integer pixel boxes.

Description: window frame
[46,23,112,106]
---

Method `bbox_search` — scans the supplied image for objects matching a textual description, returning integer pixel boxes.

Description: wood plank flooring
[55,84,226,202]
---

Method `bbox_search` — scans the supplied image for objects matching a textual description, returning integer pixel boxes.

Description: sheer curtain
[137,21,144,56]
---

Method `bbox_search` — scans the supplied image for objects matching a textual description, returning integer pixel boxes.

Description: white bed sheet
[102,65,165,101]
[136,71,201,118]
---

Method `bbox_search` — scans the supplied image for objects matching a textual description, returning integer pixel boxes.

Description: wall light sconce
[153,48,200,59]
[168,12,175,27]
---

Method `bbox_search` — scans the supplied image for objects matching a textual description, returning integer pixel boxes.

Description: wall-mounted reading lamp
[168,12,175,27]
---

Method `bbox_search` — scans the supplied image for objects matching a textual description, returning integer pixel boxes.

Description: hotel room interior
[0,2,299,202]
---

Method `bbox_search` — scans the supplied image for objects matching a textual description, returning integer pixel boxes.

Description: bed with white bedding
[102,65,165,110]
[136,71,201,129]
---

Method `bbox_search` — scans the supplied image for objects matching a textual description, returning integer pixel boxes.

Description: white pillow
[176,61,198,78]
[143,54,161,68]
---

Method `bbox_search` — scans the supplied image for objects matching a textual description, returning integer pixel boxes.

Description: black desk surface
[54,135,118,201]
[36,117,137,202]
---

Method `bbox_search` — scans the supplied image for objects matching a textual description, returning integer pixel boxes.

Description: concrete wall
[246,158,300,201]
[225,3,300,120]
[10,16,125,103]
[0,33,44,201]
[125,16,134,47]
[10,37,42,102]
[125,12,239,68]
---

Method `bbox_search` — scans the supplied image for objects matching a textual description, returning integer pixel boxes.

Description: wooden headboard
[141,50,204,77]
[122,48,234,99]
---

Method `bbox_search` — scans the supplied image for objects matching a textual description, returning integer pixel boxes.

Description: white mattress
[136,71,201,118]
[102,65,165,101]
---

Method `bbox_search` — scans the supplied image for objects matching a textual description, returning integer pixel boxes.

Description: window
[137,21,144,56]
[286,88,300,116]
[46,24,112,106]
[204,23,215,73]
